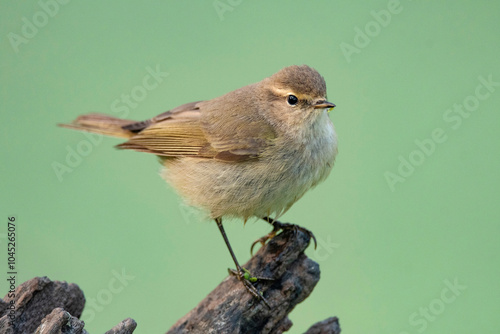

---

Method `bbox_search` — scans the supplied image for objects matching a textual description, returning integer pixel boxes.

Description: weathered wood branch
[303,317,341,334]
[167,228,340,334]
[0,229,340,333]
[0,277,136,334]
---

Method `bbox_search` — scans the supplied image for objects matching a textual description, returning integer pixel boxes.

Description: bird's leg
[250,216,318,255]
[215,218,272,309]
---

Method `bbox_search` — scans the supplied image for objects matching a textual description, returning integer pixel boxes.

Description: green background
[1,1,499,333]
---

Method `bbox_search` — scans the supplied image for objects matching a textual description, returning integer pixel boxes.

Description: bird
[60,65,338,308]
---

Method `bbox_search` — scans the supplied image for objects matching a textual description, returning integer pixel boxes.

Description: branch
[167,228,339,333]
[304,317,341,334]
[0,277,136,334]
[0,229,340,333]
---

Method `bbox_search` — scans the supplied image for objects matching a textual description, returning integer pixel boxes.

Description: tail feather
[59,113,138,138]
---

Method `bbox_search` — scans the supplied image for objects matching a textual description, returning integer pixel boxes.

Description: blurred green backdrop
[1,1,499,333]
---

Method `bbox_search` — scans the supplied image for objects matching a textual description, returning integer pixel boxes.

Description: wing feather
[118,86,276,161]
[118,119,212,157]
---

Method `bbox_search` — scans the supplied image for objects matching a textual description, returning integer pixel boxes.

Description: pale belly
[163,115,337,220]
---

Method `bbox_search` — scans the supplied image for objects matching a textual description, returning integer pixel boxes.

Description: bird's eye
[287,95,299,106]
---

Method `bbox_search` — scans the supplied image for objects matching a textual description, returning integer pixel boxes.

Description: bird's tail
[58,113,138,138]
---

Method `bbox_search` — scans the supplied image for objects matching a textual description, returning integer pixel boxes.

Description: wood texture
[0,228,340,333]
[166,228,338,334]
[0,277,136,334]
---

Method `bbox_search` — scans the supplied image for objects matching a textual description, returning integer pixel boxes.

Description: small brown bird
[60,65,337,308]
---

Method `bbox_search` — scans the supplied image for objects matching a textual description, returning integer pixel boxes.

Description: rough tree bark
[0,228,340,333]
[167,228,339,333]
[0,276,136,334]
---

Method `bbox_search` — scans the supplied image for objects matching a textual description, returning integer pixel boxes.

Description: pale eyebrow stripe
[269,87,313,101]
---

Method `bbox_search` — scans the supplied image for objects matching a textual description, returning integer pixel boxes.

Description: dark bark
[0,276,85,333]
[0,277,136,334]
[304,317,341,334]
[0,228,340,333]
[167,228,340,334]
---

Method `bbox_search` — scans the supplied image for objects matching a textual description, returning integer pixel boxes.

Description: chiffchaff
[60,65,337,308]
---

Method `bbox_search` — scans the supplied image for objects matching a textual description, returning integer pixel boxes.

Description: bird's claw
[251,219,317,255]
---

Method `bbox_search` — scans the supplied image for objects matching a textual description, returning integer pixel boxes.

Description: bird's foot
[228,267,273,309]
[251,218,317,255]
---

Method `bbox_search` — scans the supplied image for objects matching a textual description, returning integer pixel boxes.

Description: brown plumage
[59,65,338,308]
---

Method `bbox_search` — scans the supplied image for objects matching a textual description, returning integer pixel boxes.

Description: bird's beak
[314,100,336,110]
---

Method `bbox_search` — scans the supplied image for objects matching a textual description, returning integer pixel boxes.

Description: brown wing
[119,84,277,161]
[117,119,217,157]
[122,101,203,133]
[117,101,218,158]
[198,83,277,159]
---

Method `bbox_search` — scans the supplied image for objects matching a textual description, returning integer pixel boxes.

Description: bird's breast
[162,112,337,220]
[273,112,337,186]
[260,112,337,213]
